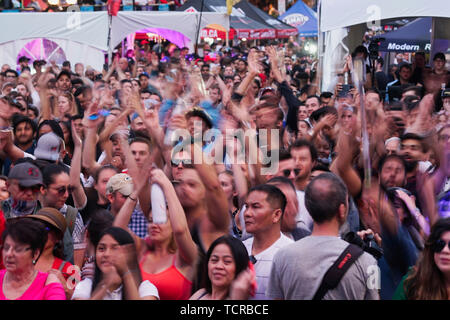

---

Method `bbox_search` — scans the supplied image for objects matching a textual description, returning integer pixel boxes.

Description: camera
[343,232,384,260]
[367,37,385,60]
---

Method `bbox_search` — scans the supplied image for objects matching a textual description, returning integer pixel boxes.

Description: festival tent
[0,11,229,71]
[177,0,279,40]
[318,0,450,92]
[378,17,432,52]
[279,0,318,37]
[0,12,108,72]
[109,11,230,52]
[234,0,298,38]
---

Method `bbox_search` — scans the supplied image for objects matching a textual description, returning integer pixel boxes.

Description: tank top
[139,252,192,300]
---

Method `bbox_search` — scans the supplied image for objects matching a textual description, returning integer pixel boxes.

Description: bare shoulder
[45,272,62,286]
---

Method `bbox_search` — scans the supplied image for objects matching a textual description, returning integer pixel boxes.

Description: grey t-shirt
[267,236,380,300]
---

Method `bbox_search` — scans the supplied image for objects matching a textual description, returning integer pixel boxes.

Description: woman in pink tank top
[0,218,65,300]
[114,169,197,300]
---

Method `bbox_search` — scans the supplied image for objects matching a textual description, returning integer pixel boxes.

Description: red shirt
[51,258,76,281]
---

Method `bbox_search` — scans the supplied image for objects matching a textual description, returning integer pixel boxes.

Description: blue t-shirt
[379,224,419,300]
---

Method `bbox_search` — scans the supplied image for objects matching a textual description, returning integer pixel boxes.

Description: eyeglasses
[249,255,257,264]
[1,244,31,254]
[18,185,41,193]
[50,185,75,196]
[171,160,195,169]
[282,169,300,177]
[432,239,450,253]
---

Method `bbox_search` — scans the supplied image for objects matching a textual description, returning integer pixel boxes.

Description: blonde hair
[55,91,77,119]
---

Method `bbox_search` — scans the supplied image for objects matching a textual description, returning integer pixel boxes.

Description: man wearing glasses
[3,69,18,88]
[1,162,43,219]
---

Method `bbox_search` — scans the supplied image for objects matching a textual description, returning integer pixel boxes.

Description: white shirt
[296,190,313,231]
[243,233,294,300]
[72,278,159,300]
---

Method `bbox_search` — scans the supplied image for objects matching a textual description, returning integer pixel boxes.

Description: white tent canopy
[110,11,229,53]
[0,11,229,72]
[0,12,108,71]
[319,0,450,92]
[320,0,450,32]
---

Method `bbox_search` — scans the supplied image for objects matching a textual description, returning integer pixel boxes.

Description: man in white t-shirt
[243,184,294,300]
[290,139,317,231]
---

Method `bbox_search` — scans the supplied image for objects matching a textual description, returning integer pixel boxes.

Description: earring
[32,260,36,265]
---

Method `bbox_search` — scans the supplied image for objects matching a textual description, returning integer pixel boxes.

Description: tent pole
[107,14,112,68]
[317,0,323,92]
[194,0,205,55]
[430,17,436,60]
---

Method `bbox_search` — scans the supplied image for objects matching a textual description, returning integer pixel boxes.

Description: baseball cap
[8,162,43,187]
[106,173,133,197]
[2,82,14,91]
[139,72,150,79]
[27,207,67,234]
[34,132,63,161]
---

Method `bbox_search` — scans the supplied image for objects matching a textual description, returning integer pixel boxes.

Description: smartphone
[143,98,158,110]
[338,84,354,98]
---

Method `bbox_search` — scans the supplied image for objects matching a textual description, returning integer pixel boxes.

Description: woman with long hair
[113,168,198,300]
[59,120,75,164]
[190,235,255,300]
[56,92,78,122]
[71,226,159,300]
[394,218,450,300]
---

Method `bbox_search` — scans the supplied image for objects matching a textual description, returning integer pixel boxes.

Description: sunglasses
[432,239,450,253]
[51,185,75,196]
[18,185,41,193]
[171,160,195,169]
[282,169,300,177]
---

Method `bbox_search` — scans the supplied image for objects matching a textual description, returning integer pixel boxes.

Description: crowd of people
[0,34,449,301]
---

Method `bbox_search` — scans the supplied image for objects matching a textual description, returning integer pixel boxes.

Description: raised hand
[229,268,255,300]
[71,120,82,149]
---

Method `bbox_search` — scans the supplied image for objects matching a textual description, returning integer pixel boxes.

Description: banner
[107,0,121,16]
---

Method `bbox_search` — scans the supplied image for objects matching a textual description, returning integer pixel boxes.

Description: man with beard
[378,154,407,190]
[12,115,36,153]
[2,115,37,176]
[235,58,248,79]
[55,70,72,95]
[1,161,42,218]
[398,133,432,201]
[289,139,317,231]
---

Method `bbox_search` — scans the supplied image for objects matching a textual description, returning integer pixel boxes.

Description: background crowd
[0,33,449,300]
